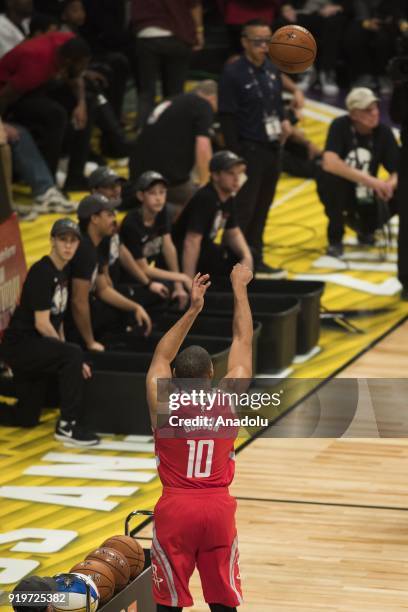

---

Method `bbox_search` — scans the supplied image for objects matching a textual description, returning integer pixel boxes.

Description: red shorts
[151,487,242,608]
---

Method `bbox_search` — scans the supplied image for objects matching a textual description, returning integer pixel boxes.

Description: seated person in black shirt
[89,166,171,305]
[0,218,99,446]
[120,171,192,310]
[172,151,253,279]
[317,87,399,258]
[67,194,152,351]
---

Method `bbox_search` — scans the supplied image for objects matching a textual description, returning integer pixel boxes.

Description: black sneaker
[401,285,408,301]
[326,243,343,258]
[55,420,100,446]
[255,262,287,279]
[357,232,375,246]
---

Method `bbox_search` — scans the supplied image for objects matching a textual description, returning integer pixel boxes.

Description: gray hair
[193,80,218,97]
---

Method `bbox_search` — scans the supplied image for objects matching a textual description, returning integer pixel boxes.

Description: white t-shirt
[0,14,30,58]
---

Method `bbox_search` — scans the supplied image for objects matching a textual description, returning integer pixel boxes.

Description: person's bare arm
[182,232,203,279]
[223,228,253,270]
[71,278,102,350]
[322,151,394,200]
[96,272,152,335]
[195,135,212,186]
[191,2,204,50]
[146,273,210,428]
[225,264,253,379]
[119,243,151,285]
[34,311,60,340]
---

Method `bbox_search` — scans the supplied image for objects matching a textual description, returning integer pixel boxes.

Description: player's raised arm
[146,273,211,428]
[225,263,253,380]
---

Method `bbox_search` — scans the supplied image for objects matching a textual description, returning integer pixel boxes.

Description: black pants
[7,83,94,184]
[317,171,397,245]
[92,51,130,119]
[397,145,408,286]
[0,335,83,426]
[343,21,396,80]
[235,141,281,265]
[198,242,239,277]
[133,36,192,126]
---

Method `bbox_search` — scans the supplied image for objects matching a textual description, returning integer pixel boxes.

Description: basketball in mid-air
[269,25,317,73]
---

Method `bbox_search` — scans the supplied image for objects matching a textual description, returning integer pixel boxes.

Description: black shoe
[326,243,343,258]
[357,232,375,246]
[255,262,287,279]
[64,177,90,193]
[55,420,100,446]
[401,285,408,301]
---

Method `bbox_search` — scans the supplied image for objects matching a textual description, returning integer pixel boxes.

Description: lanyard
[247,63,279,117]
[351,125,374,169]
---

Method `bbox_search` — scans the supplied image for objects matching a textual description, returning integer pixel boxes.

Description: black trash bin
[211,279,324,355]
[201,293,300,373]
[155,315,262,374]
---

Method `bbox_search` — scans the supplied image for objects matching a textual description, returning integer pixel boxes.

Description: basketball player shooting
[146,264,254,612]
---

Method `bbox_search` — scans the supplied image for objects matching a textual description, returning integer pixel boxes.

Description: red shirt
[0,31,74,94]
[217,0,279,26]
[131,0,200,46]
[154,393,239,489]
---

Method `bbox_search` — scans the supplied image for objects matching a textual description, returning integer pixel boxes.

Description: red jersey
[0,31,74,94]
[154,392,239,489]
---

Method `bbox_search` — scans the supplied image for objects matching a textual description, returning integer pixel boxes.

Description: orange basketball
[70,559,115,605]
[269,25,317,73]
[101,535,145,580]
[86,547,130,592]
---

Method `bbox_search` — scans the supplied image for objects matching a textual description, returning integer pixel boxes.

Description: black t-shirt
[5,256,68,337]
[172,183,238,246]
[70,233,104,293]
[99,233,121,286]
[129,93,214,185]
[325,115,400,177]
[120,206,171,262]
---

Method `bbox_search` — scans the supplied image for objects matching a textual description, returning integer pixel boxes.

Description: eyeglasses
[244,36,272,47]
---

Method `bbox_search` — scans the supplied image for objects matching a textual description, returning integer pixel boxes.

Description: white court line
[295,273,402,295]
[273,179,312,209]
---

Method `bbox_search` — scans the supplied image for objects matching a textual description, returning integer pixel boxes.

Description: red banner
[0,213,27,334]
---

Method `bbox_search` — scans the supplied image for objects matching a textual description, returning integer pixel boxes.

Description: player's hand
[87,340,105,352]
[82,363,92,379]
[172,284,189,311]
[149,281,169,298]
[190,272,211,312]
[230,263,253,288]
[134,304,152,336]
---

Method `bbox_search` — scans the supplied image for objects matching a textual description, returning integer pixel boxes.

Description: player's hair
[58,36,90,62]
[193,79,218,97]
[174,346,213,378]
[242,18,271,36]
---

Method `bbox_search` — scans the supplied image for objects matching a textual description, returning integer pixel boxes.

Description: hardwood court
[137,321,408,611]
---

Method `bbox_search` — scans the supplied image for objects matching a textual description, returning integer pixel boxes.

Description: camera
[388,32,408,82]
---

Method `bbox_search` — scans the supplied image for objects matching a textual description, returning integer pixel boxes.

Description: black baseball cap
[136,171,168,192]
[12,575,58,611]
[209,151,245,172]
[51,218,81,239]
[88,166,125,189]
[77,194,117,219]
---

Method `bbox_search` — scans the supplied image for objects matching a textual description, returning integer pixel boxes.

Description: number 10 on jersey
[186,440,214,478]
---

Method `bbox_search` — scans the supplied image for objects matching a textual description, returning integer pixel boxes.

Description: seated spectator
[275,1,348,96]
[129,80,217,214]
[4,121,75,214]
[88,166,171,308]
[0,0,32,58]
[66,193,152,350]
[29,11,58,36]
[0,32,93,191]
[130,0,204,127]
[0,218,99,445]
[120,171,192,309]
[11,575,58,612]
[317,87,399,257]
[343,1,408,92]
[172,150,253,279]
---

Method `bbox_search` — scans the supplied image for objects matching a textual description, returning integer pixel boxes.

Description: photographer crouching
[390,31,408,300]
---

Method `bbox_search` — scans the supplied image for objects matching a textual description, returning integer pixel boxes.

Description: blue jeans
[10,123,54,197]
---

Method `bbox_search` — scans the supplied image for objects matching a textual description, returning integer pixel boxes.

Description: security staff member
[0,218,99,446]
[219,18,291,278]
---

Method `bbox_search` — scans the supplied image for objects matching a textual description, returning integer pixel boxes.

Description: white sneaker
[320,71,339,96]
[13,204,38,222]
[297,66,317,92]
[34,187,77,214]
